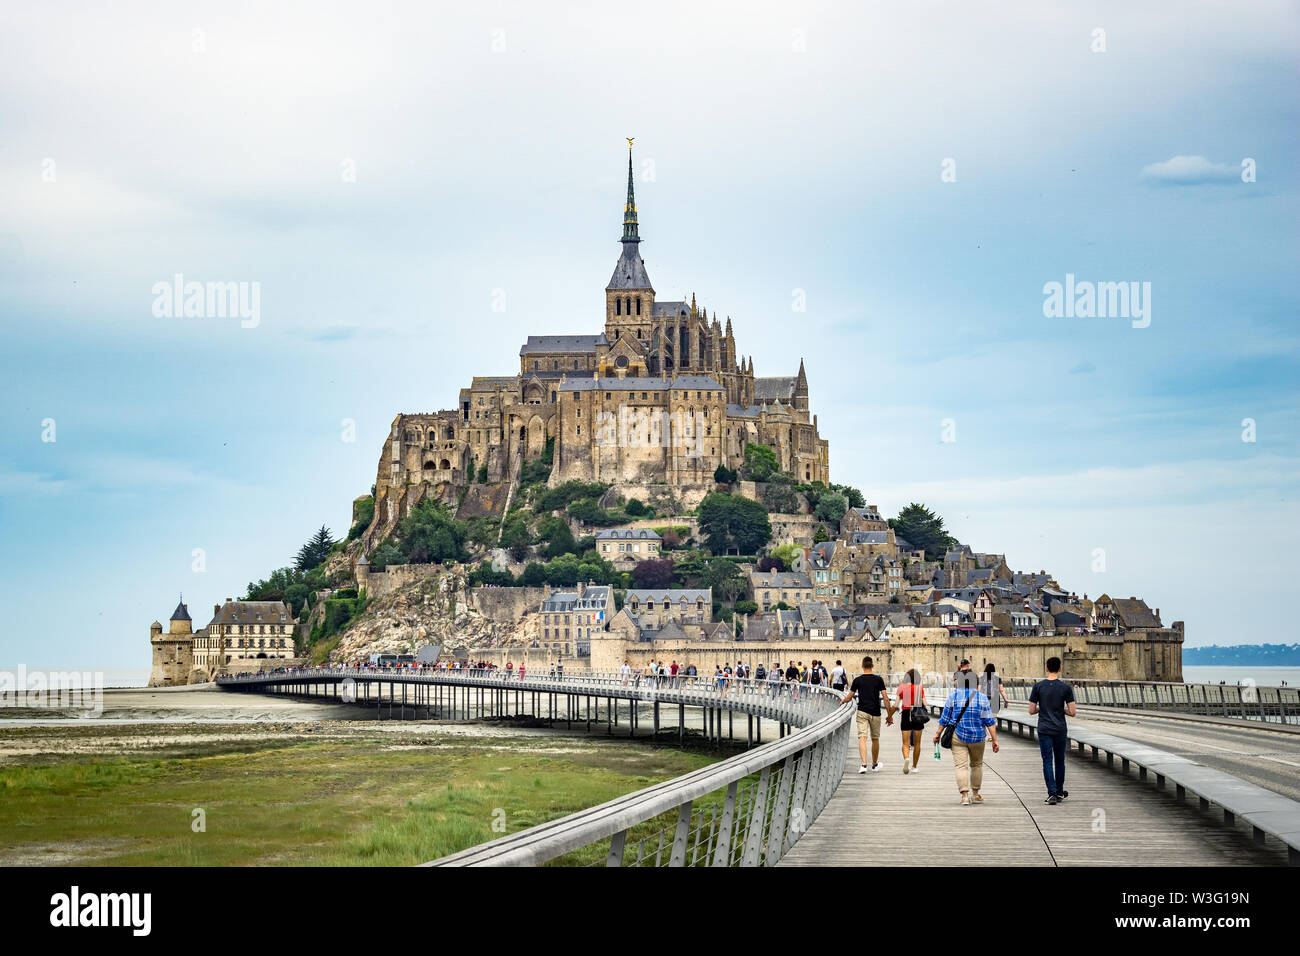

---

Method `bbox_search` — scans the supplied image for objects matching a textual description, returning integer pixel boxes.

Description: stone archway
[527,415,546,458]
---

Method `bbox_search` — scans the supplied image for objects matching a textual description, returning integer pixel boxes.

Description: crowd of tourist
[840,654,1074,808]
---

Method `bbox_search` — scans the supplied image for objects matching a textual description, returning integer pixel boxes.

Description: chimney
[214,604,221,617]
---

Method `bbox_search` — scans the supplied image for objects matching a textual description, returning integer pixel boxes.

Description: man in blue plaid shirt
[933,672,999,805]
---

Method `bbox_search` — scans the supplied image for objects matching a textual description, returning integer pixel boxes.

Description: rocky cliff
[329,564,541,663]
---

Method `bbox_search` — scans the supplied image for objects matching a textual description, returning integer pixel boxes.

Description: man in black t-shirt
[1029,656,1077,805]
[842,656,894,773]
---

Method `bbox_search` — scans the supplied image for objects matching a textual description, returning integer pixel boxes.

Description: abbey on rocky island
[369,145,830,535]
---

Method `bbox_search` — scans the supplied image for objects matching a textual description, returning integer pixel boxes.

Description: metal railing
[219,666,838,713]
[427,681,855,867]
[935,703,1300,866]
[882,673,1300,726]
[218,666,856,866]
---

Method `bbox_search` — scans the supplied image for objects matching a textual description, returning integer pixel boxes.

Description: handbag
[940,688,975,749]
[904,685,929,726]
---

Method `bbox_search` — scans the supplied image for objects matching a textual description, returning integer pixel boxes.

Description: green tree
[798,481,828,513]
[466,516,501,551]
[534,480,607,513]
[761,473,800,513]
[369,541,407,570]
[813,524,830,544]
[394,500,469,564]
[347,497,375,541]
[519,562,548,587]
[889,502,956,561]
[470,562,515,587]
[740,443,779,482]
[831,483,865,510]
[771,543,800,568]
[500,513,533,562]
[295,526,335,572]
[704,558,747,607]
[815,491,848,523]
[537,515,576,559]
[698,492,772,555]
[284,582,310,617]
[244,566,304,603]
[542,553,582,587]
[713,463,738,484]
[671,550,709,586]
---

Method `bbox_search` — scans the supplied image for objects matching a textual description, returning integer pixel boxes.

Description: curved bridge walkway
[782,702,1296,867]
[218,669,1298,866]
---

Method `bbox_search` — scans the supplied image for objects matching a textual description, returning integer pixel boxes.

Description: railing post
[710,781,739,866]
[739,765,772,867]
[765,754,796,867]
[669,801,693,867]
[784,746,814,853]
[606,828,627,867]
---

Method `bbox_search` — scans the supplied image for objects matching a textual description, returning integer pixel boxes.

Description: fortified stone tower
[148,598,195,687]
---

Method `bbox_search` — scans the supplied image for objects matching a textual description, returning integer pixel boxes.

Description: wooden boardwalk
[780,714,1290,866]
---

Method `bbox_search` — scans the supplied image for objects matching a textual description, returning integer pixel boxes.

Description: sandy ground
[0,685,684,764]
[2,683,359,724]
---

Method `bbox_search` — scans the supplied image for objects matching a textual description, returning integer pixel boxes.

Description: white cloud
[1140,155,1242,186]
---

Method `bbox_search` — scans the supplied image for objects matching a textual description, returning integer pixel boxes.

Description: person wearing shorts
[896,668,926,774]
[842,656,893,773]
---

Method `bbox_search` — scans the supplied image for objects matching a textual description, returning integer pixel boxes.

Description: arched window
[616,298,622,315]
[636,297,642,315]
[625,296,631,314]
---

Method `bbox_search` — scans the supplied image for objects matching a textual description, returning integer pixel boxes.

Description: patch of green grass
[0,733,719,866]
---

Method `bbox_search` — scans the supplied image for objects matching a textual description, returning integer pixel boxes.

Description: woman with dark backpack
[896,668,928,774]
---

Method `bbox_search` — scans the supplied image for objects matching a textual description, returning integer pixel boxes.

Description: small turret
[794,357,809,412]
[169,596,193,636]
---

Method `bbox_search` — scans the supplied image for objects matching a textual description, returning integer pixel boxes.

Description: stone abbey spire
[622,144,639,242]
[605,141,655,333]
[606,141,653,294]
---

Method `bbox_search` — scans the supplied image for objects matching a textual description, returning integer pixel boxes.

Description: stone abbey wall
[465,626,1181,682]
[468,587,551,624]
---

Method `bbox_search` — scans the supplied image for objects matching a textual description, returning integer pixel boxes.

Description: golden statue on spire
[626,137,635,149]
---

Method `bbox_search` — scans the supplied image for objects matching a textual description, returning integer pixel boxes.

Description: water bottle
[933,740,941,761]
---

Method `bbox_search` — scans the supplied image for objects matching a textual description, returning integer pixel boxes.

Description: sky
[1,1,1297,672]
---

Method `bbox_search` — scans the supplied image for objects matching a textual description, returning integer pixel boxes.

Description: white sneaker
[870,763,882,772]
[858,765,868,774]
[903,760,910,774]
